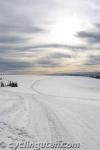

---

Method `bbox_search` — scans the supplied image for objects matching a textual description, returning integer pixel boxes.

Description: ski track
[0,76,100,150]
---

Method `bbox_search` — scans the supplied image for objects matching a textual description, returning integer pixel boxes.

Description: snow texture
[0,75,100,150]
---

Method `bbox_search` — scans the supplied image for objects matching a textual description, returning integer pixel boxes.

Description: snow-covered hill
[0,75,100,150]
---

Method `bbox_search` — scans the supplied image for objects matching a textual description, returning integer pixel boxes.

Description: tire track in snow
[0,90,36,142]
[31,77,100,150]
[32,78,100,102]
[31,79,74,143]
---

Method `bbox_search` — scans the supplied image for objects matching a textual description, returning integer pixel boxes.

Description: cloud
[77,31,100,44]
[0,0,55,26]
[32,51,75,68]
[0,35,28,44]
[95,23,100,29]
[47,52,72,59]
[0,50,72,71]
[0,43,87,55]
[77,23,100,45]
[0,0,100,73]
[33,59,60,67]
[20,44,87,51]
[84,55,100,66]
[0,58,32,72]
[0,24,47,35]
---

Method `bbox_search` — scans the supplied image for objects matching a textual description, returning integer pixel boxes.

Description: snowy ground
[0,75,100,150]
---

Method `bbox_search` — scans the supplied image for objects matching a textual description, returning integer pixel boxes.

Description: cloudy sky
[0,0,100,74]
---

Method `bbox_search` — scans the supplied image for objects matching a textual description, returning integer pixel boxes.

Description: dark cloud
[84,55,100,66]
[95,23,100,29]
[0,58,32,72]
[32,52,73,68]
[34,59,60,67]
[77,31,100,44]
[0,25,47,34]
[48,52,72,59]
[23,44,87,51]
[0,35,28,44]
[0,43,87,54]
[33,58,61,68]
[77,23,100,45]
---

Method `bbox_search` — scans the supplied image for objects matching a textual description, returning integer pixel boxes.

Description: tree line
[0,81,18,87]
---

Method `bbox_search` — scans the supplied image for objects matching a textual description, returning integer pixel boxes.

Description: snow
[0,75,100,150]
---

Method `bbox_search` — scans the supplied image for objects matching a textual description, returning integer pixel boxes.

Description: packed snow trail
[0,75,100,150]
[31,76,100,150]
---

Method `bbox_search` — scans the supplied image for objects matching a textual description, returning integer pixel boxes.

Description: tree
[1,82,4,87]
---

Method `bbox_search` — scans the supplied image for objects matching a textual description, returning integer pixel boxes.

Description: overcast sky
[0,0,100,74]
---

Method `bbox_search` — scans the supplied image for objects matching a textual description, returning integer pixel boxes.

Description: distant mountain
[49,72,100,79]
